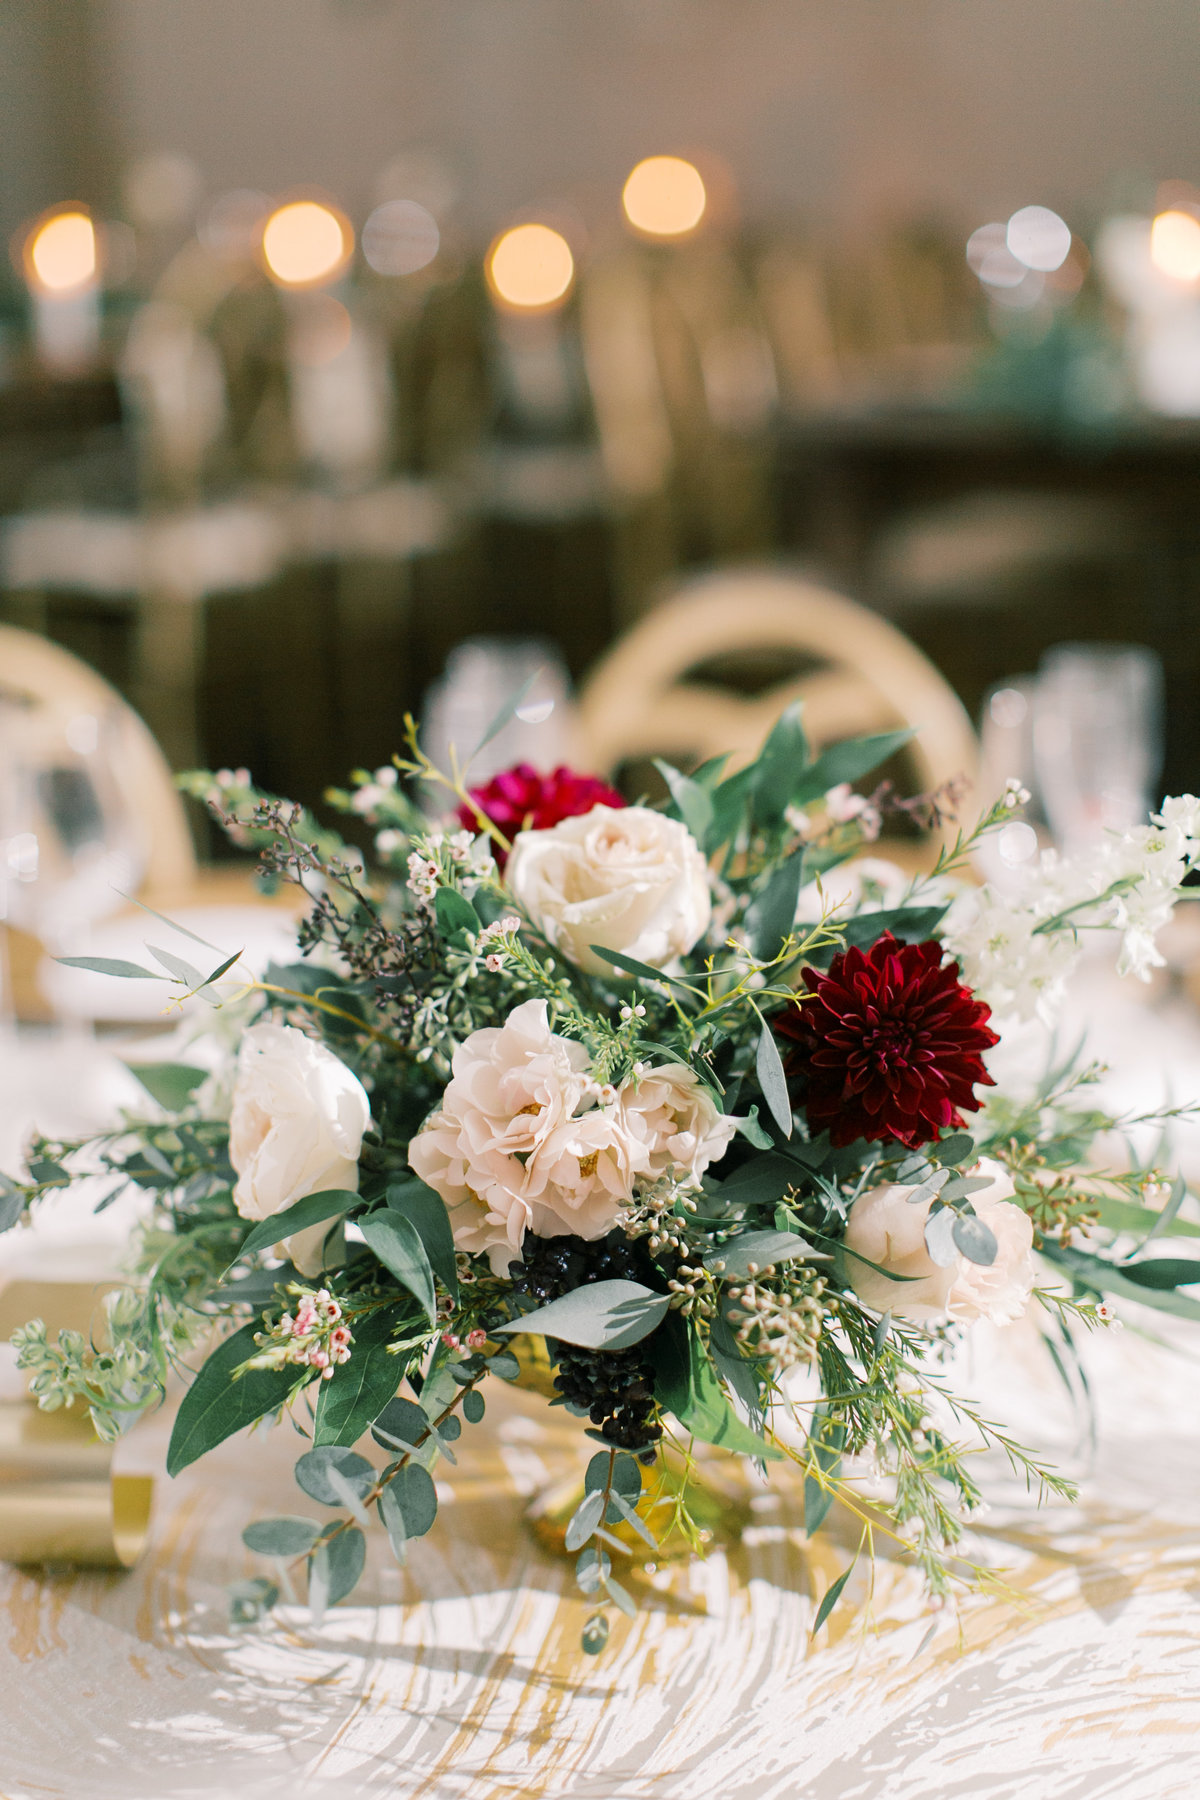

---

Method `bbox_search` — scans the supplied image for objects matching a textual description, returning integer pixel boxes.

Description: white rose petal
[844,1158,1035,1326]
[505,804,711,976]
[617,1063,737,1186]
[229,1023,371,1275]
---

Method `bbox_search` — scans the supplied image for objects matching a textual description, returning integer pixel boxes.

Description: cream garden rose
[504,804,711,977]
[229,1022,371,1276]
[407,998,637,1274]
[618,1063,737,1187]
[844,1158,1035,1325]
[407,1000,738,1274]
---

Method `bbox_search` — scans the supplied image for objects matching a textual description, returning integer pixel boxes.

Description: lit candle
[23,208,102,373]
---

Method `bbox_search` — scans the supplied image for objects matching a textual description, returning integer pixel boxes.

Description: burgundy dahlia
[775,934,998,1149]
[458,763,625,867]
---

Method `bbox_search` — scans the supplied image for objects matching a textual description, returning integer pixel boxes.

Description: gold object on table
[0,1278,154,1568]
[0,1402,152,1567]
[528,1442,751,1563]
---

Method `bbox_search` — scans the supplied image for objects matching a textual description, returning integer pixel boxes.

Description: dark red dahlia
[774,934,998,1149]
[458,763,625,867]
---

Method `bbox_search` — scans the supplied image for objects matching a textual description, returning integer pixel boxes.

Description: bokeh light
[26,210,97,292]
[261,200,351,287]
[1150,209,1200,283]
[622,156,707,238]
[362,199,440,276]
[966,223,1026,289]
[486,223,575,310]
[1006,205,1072,272]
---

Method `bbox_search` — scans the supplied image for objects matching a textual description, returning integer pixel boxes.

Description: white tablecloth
[3,965,1200,1799]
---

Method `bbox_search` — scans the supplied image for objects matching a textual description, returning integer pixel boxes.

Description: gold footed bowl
[509,1334,751,1564]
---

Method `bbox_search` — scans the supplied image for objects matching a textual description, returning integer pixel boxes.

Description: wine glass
[0,689,149,1020]
[420,638,579,790]
[1032,644,1163,853]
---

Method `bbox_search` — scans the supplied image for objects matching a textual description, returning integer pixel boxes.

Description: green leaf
[387,1178,458,1301]
[952,1211,998,1266]
[709,1311,765,1418]
[235,1188,359,1264]
[242,1516,321,1556]
[360,1211,437,1322]
[714,1151,800,1209]
[924,1204,960,1268]
[804,1407,845,1536]
[0,1183,23,1234]
[371,1396,431,1455]
[434,886,481,944]
[930,1132,976,1167]
[1116,1256,1200,1290]
[196,949,244,991]
[494,1280,670,1350]
[834,906,948,954]
[707,765,755,852]
[1138,1174,1190,1249]
[55,955,164,980]
[166,1322,299,1476]
[733,1107,773,1150]
[581,1613,610,1654]
[1040,1242,1200,1320]
[812,1559,855,1634]
[565,1487,606,1551]
[124,1062,208,1112]
[229,1576,279,1625]
[705,1228,821,1279]
[313,1303,411,1447]
[584,1449,642,1525]
[796,729,912,804]
[147,944,205,987]
[748,854,806,963]
[749,701,811,830]
[653,1314,780,1459]
[310,1525,365,1607]
[652,759,714,846]
[1091,1194,1200,1242]
[602,1573,638,1618]
[381,1463,438,1537]
[294,1446,375,1506]
[755,1020,793,1140]
[462,1388,485,1424]
[586,945,692,988]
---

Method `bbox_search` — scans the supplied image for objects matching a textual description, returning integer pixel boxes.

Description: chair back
[578,566,979,826]
[0,627,196,900]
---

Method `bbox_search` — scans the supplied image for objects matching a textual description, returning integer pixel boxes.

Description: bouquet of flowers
[8,700,1200,1652]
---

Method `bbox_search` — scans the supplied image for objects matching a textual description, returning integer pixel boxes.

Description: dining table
[3,953,1200,1800]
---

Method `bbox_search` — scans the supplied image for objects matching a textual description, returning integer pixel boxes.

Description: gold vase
[508,1335,750,1564]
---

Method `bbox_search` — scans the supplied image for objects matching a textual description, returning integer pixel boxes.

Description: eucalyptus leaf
[705,1228,822,1279]
[462,1388,485,1424]
[924,1204,960,1268]
[653,1313,780,1459]
[493,1279,670,1350]
[602,1574,638,1619]
[241,1516,321,1557]
[581,1613,610,1654]
[371,1396,431,1455]
[812,1559,855,1634]
[55,955,165,980]
[381,1462,438,1538]
[755,1020,793,1140]
[565,1487,606,1551]
[309,1526,365,1608]
[229,1577,278,1626]
[951,1211,998,1267]
[294,1446,375,1507]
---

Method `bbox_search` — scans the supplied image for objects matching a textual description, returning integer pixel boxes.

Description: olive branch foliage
[6,696,1200,1652]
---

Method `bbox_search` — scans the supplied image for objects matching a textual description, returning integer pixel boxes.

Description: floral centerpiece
[7,702,1200,1652]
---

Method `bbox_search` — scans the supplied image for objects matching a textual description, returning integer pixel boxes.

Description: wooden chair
[577,566,979,838]
[0,625,197,900]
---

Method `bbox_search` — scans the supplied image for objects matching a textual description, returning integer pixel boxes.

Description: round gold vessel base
[526,1447,751,1565]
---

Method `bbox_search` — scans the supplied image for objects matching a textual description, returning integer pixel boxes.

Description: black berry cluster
[510,1230,664,1457]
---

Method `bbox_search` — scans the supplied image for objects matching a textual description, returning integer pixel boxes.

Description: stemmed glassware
[1032,644,1163,854]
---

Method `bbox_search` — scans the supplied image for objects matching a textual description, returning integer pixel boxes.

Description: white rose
[618,1064,737,1186]
[407,998,644,1275]
[505,804,711,977]
[229,1023,371,1276]
[844,1158,1035,1326]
